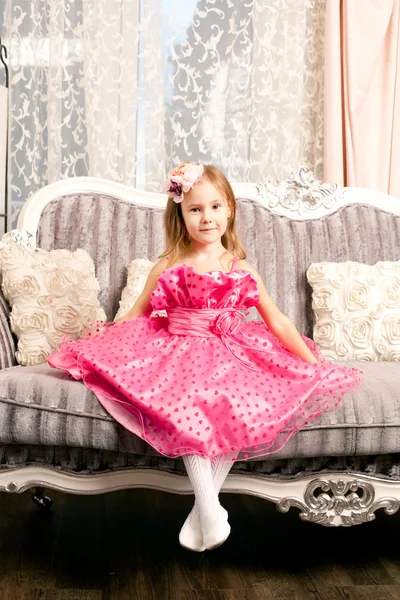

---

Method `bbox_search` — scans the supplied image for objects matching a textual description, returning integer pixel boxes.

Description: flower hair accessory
[163,161,204,203]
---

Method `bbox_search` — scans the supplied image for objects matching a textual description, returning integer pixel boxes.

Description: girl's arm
[115,258,170,323]
[240,260,318,364]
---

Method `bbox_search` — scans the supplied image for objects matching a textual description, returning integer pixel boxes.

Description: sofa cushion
[0,364,149,455]
[307,259,400,361]
[114,258,154,321]
[0,361,400,459]
[0,243,107,367]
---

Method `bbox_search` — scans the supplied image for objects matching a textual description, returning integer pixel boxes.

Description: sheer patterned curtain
[0,0,325,230]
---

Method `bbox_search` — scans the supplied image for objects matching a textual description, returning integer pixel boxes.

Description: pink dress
[46,257,364,461]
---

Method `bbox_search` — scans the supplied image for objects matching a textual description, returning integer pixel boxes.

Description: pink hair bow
[162,161,204,203]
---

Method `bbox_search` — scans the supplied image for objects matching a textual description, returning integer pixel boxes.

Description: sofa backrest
[35,188,400,337]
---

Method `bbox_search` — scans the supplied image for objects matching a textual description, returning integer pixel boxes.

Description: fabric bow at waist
[167,307,273,370]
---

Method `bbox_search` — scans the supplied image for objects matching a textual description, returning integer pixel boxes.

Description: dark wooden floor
[1,486,400,600]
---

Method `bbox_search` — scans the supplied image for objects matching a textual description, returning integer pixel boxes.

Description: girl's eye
[189,204,221,212]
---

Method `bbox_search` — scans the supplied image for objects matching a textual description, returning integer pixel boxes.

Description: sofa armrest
[0,290,17,369]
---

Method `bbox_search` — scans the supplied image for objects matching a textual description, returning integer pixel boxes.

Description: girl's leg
[193,450,238,517]
[182,454,220,532]
[181,453,231,550]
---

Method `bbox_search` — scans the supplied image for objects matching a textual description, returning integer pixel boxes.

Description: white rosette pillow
[0,233,106,366]
[114,258,156,321]
[307,260,400,361]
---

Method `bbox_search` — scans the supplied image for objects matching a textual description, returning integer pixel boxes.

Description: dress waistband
[167,307,245,337]
[167,307,273,370]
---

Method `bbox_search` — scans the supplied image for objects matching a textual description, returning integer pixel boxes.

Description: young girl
[47,162,364,552]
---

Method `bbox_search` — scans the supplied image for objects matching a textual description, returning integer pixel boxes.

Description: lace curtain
[0,0,326,230]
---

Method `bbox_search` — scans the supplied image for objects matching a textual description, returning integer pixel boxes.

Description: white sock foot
[202,504,231,550]
[179,510,206,552]
[179,505,228,552]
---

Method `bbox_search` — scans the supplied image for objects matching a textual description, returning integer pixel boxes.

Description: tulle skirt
[47,312,364,461]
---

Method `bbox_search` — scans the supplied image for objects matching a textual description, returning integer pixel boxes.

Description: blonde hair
[159,164,246,265]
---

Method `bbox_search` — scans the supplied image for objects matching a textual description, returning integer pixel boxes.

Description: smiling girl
[47,162,363,552]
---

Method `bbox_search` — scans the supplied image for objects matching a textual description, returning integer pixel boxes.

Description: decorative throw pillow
[307,260,400,361]
[114,258,155,321]
[0,236,107,366]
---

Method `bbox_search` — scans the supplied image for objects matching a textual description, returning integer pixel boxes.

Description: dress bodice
[150,264,260,311]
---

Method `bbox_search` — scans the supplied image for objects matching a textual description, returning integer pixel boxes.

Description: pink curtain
[324,0,400,196]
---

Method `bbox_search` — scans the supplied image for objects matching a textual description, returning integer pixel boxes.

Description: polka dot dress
[47,258,364,461]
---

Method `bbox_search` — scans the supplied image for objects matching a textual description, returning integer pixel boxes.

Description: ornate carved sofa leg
[276,477,400,526]
[30,487,52,511]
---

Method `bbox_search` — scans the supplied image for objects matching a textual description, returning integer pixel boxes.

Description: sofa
[1,167,400,527]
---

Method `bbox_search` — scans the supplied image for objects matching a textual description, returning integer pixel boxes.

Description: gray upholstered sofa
[1,167,400,527]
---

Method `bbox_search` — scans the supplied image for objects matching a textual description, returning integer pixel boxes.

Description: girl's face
[180,180,231,247]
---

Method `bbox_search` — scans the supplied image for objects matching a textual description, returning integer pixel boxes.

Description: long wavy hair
[159,164,246,266]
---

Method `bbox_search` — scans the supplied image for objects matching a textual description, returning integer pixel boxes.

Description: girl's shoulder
[236,258,257,274]
[148,257,172,280]
[152,257,171,271]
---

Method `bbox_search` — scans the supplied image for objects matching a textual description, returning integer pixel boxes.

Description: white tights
[182,451,237,531]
